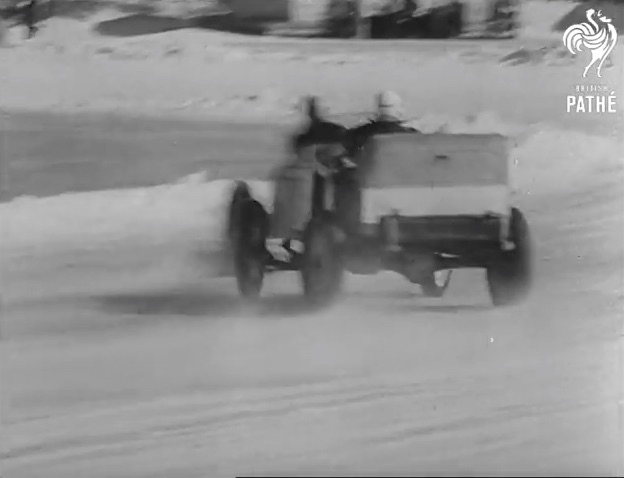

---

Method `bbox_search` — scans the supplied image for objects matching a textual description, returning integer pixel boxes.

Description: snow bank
[1,175,269,256]
[2,116,620,276]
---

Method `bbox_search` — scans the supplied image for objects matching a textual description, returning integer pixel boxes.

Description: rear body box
[358,132,511,221]
[355,132,511,252]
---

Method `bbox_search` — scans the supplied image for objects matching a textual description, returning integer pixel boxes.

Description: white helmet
[375,90,404,122]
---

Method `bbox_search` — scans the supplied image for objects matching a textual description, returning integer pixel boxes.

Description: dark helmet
[299,95,325,122]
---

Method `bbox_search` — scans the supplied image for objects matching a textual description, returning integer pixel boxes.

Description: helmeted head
[375,90,404,122]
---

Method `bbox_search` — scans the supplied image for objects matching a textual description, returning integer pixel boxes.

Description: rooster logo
[563,8,618,78]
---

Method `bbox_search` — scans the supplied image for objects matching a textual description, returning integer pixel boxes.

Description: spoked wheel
[301,216,344,307]
[421,269,453,298]
[486,207,533,307]
[228,181,268,300]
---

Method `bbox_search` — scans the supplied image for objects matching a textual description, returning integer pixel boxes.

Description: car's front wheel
[301,216,344,307]
[228,182,268,300]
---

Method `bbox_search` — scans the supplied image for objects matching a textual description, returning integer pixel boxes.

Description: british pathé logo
[563,8,618,78]
[566,84,617,113]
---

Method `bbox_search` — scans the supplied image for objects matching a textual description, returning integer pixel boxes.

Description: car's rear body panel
[363,133,508,187]
[359,132,510,221]
[361,185,509,220]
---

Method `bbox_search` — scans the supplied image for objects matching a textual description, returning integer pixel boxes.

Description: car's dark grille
[397,214,500,240]
[396,215,501,243]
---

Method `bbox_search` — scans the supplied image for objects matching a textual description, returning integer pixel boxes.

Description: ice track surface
[1,112,623,477]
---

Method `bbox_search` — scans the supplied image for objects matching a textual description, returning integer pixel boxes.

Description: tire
[228,182,268,300]
[487,208,532,307]
[227,181,251,265]
[421,269,453,298]
[301,216,344,307]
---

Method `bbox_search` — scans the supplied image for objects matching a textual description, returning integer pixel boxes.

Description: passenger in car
[334,91,420,240]
[345,90,419,156]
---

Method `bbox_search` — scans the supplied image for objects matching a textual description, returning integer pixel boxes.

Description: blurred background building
[227,0,521,38]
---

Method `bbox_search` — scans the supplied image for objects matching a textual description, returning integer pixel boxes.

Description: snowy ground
[1,2,623,477]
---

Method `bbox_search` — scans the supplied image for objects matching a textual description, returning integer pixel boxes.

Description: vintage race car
[225,130,532,307]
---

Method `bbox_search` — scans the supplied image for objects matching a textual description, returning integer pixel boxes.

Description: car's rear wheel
[487,208,532,307]
[301,216,344,307]
[421,269,453,298]
[228,182,268,300]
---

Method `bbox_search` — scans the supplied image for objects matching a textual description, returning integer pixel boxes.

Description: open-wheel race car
[225,130,532,307]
